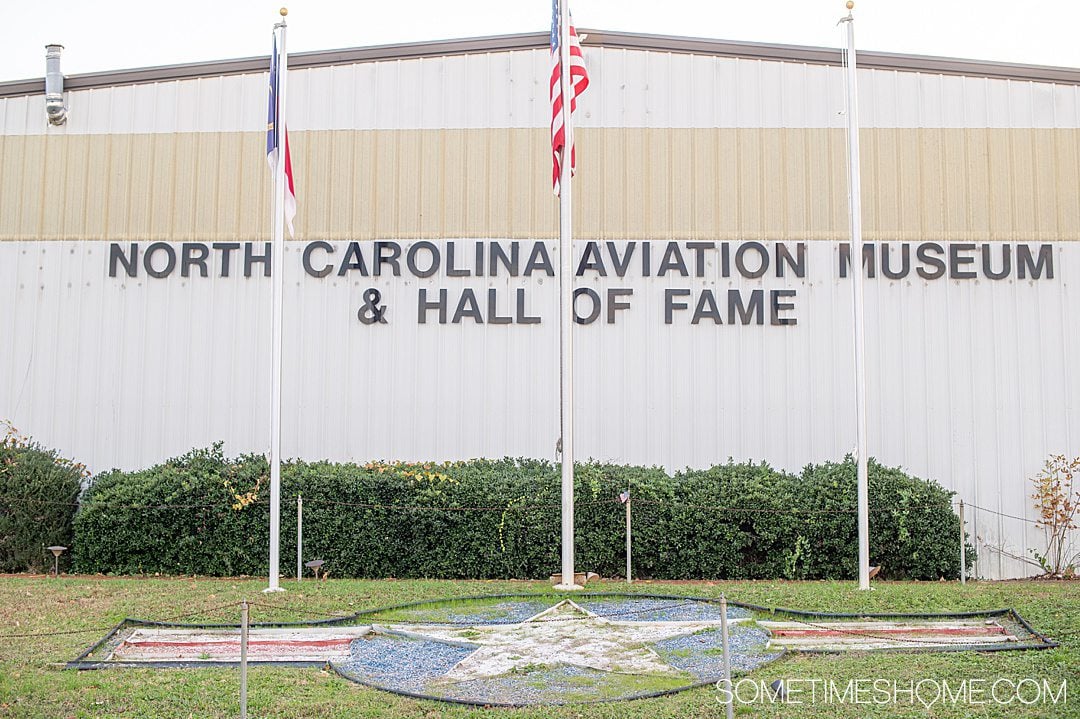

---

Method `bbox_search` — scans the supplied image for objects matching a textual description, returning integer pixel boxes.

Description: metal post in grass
[265,8,290,595]
[720,594,734,719]
[240,600,249,719]
[553,0,581,592]
[841,1,872,593]
[297,494,303,583]
[46,546,66,578]
[620,490,632,584]
[959,500,966,585]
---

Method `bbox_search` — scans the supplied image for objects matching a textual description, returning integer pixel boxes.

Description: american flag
[550,0,589,196]
[267,35,297,237]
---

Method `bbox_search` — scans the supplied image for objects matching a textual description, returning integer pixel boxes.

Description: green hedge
[73,445,974,580]
[0,428,84,573]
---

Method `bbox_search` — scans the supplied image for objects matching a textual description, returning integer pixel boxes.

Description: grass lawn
[0,576,1076,718]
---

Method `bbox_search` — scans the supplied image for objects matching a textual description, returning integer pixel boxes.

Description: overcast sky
[2,0,1078,83]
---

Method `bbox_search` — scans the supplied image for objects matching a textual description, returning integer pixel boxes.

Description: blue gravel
[379,600,552,625]
[333,598,780,705]
[333,635,474,693]
[580,598,750,623]
[436,600,551,624]
[435,665,670,705]
[653,625,782,681]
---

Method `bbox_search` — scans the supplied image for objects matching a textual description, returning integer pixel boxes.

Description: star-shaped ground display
[80,593,1049,707]
[381,599,746,682]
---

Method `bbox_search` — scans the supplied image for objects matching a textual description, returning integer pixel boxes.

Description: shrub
[792,457,975,580]
[0,423,85,572]
[73,444,270,576]
[647,462,799,579]
[1030,454,1079,576]
[73,447,971,580]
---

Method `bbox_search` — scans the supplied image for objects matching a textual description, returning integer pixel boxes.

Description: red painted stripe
[124,638,354,649]
[772,626,1005,638]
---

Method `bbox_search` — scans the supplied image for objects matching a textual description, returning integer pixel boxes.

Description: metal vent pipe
[45,44,68,126]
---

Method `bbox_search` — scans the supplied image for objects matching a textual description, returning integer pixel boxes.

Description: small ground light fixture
[305,559,326,580]
[46,546,67,577]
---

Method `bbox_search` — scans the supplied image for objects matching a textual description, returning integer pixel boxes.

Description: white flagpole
[555,0,580,591]
[842,1,871,591]
[266,8,288,593]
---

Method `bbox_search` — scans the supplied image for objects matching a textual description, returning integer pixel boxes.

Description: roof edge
[1,29,1078,99]
[587,30,1080,84]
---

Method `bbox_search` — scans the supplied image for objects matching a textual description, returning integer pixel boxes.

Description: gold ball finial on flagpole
[279,7,288,17]
[846,1,854,9]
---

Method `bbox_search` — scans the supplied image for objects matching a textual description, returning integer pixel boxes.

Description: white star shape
[378,599,745,682]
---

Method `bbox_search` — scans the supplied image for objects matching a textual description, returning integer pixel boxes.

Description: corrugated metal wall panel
[2,240,1074,578]
[4,48,1080,135]
[3,44,1079,579]
[4,128,1080,242]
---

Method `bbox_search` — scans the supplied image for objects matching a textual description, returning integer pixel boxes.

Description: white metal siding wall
[2,48,1079,135]
[2,45,1079,578]
[1,240,1076,578]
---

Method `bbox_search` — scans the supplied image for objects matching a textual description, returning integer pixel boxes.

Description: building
[1,30,1077,578]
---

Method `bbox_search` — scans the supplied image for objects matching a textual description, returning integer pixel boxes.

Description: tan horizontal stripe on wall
[1,128,1078,242]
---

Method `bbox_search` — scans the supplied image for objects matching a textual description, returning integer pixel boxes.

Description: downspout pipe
[45,44,68,126]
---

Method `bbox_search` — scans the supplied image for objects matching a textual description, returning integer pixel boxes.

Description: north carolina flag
[267,35,296,237]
